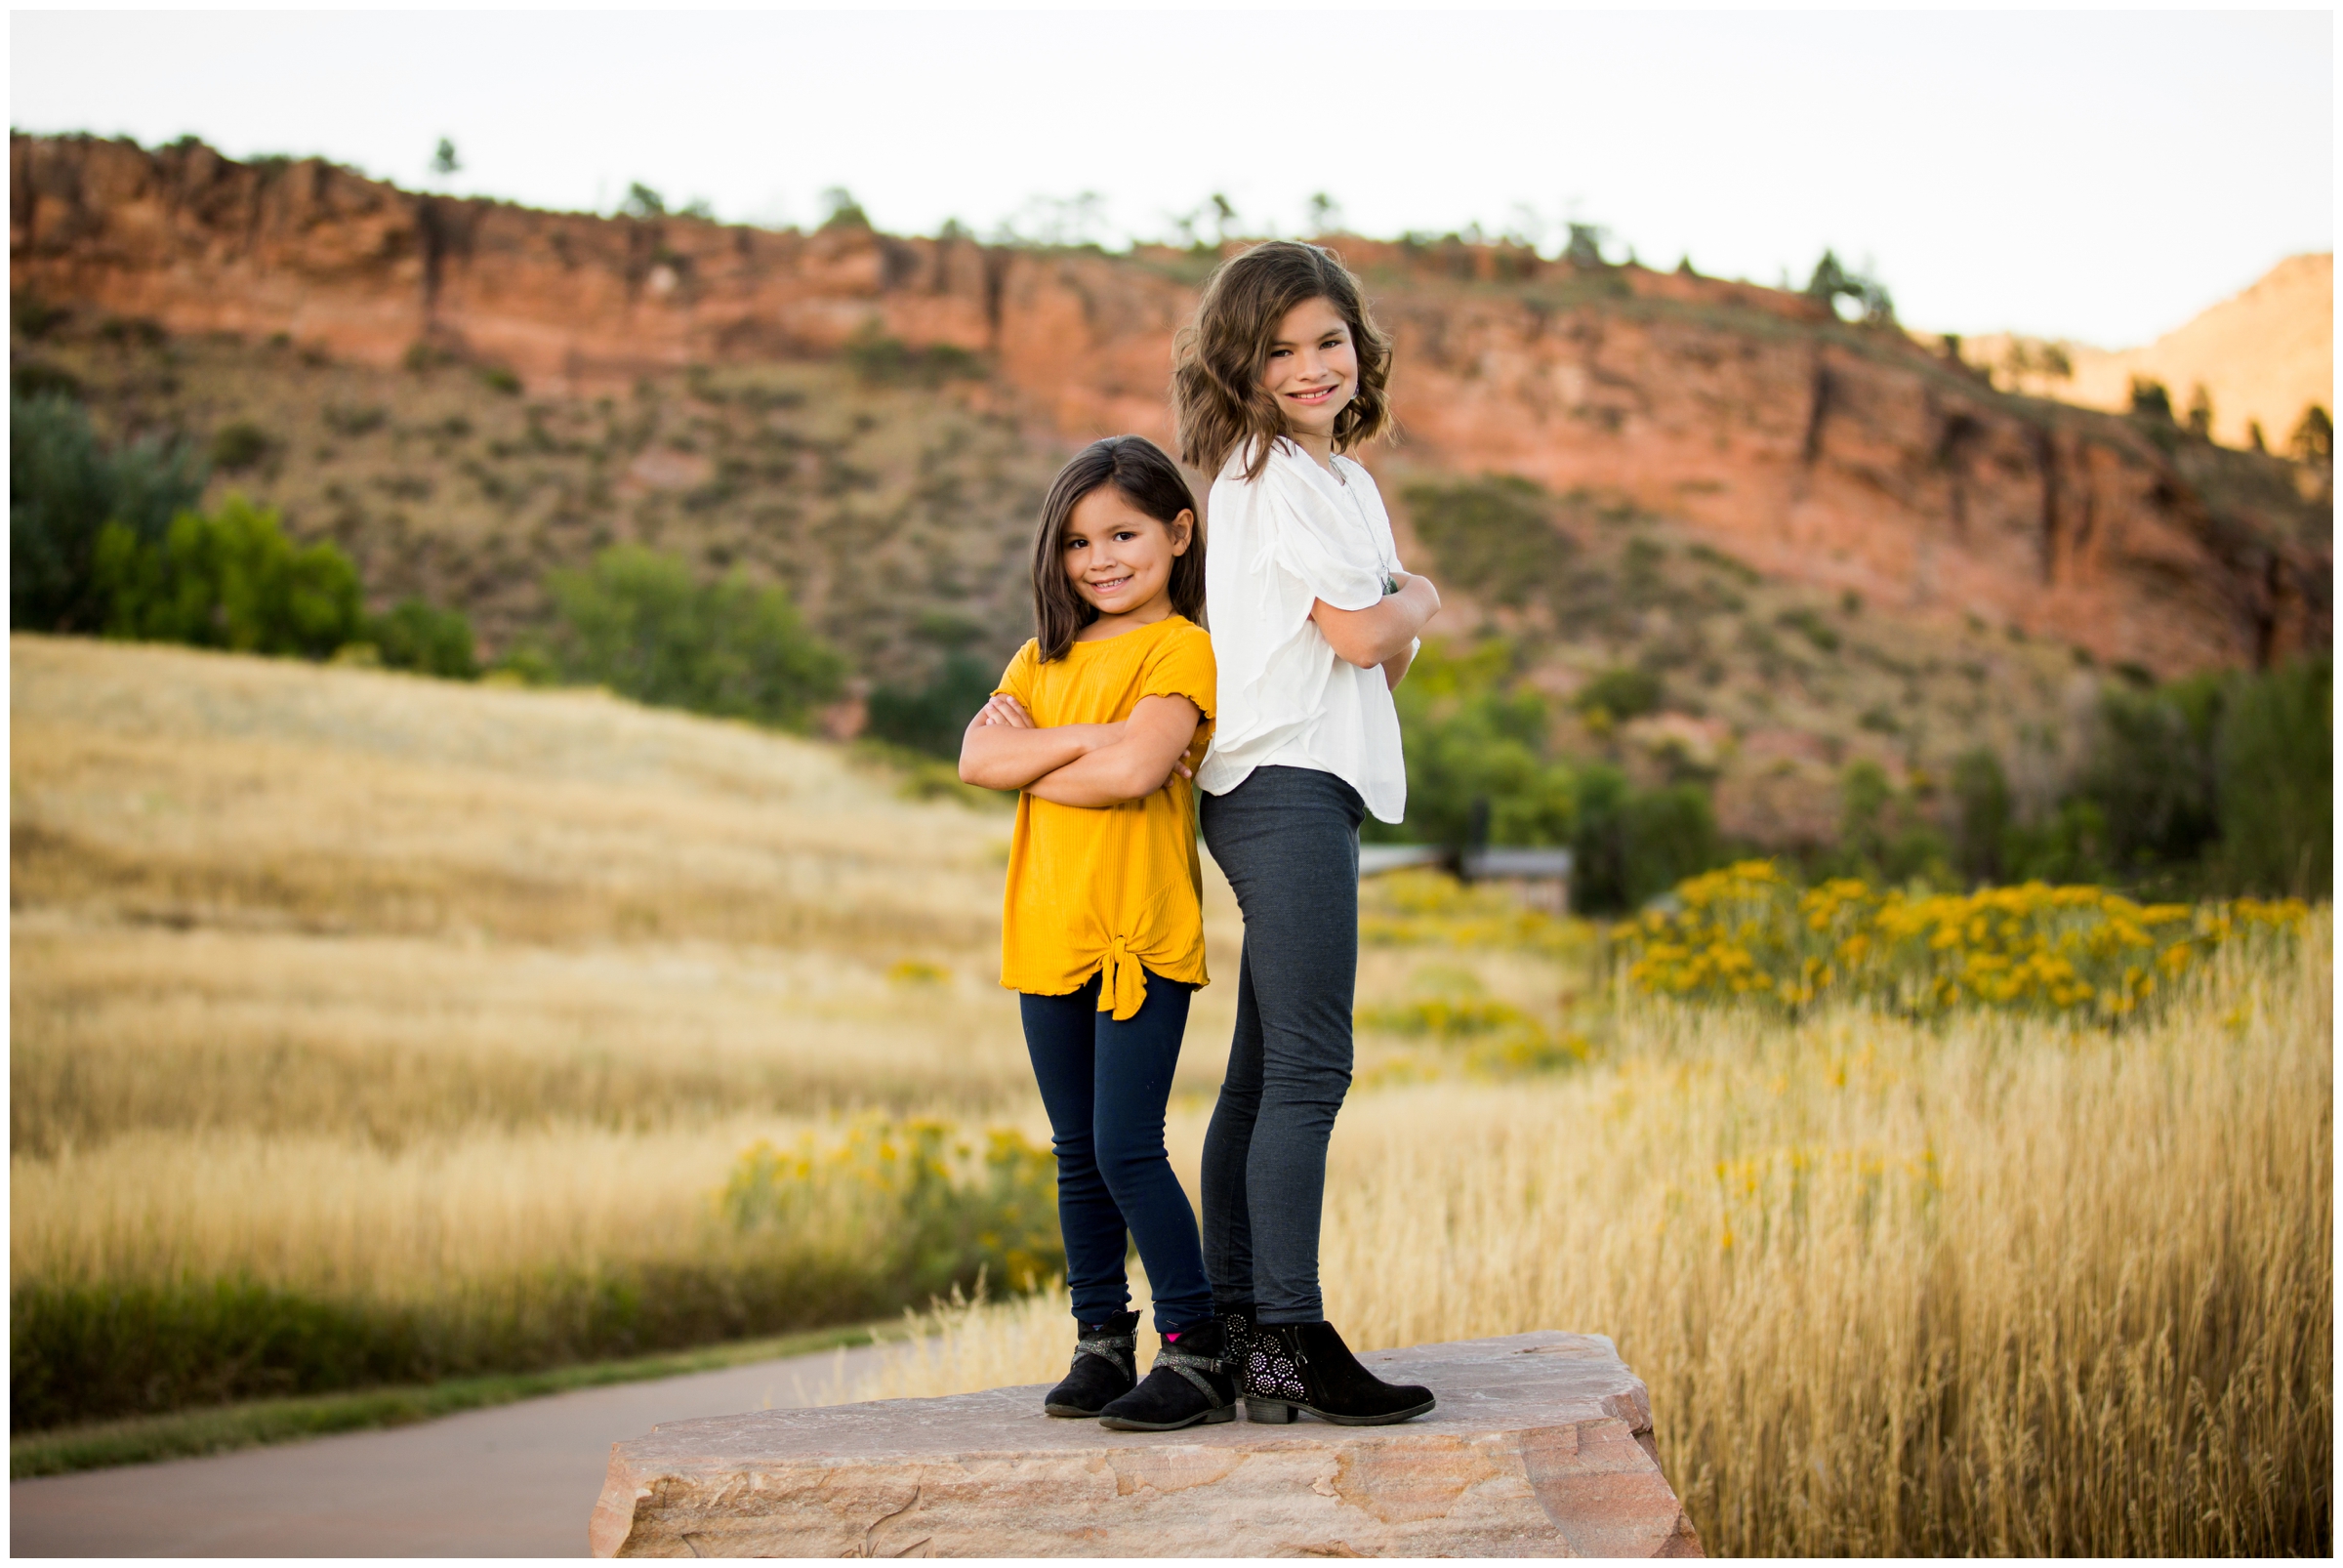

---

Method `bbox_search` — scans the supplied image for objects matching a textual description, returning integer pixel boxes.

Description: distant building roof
[1462,847,1575,881]
[1359,844,1450,876]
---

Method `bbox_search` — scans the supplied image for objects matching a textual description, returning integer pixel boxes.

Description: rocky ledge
[590,1330,1702,1557]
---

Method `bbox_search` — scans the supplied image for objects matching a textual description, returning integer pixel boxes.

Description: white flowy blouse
[1196,438,1412,824]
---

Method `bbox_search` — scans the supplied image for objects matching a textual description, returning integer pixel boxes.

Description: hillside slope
[12,133,2326,683]
[1974,254,2330,451]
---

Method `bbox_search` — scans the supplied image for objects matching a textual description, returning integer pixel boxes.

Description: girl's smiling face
[1260,295,1359,442]
[1063,485,1194,628]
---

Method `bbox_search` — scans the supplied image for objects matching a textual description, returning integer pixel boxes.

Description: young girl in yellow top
[957,434,1236,1432]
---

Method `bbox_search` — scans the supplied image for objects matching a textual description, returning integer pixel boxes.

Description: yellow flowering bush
[1621,859,2307,1022]
[1360,868,1593,956]
[1355,986,1593,1079]
[719,1116,1061,1298]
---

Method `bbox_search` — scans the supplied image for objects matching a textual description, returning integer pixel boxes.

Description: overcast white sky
[10,7,2332,347]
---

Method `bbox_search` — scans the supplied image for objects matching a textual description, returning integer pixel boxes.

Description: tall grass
[845,928,2332,1556]
[11,1115,1060,1426]
[11,638,2329,1550]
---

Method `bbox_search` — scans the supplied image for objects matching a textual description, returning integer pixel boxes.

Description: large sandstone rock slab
[590,1331,1702,1557]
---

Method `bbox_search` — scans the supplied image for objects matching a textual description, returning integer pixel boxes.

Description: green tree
[545,546,844,729]
[2214,656,2330,895]
[1574,666,1663,722]
[1950,748,2011,885]
[866,653,1003,759]
[1380,640,1577,850]
[2079,676,2222,871]
[1571,766,1720,913]
[11,392,207,632]
[2001,798,2110,886]
[2289,404,2333,469]
[2184,384,2214,439]
[430,138,461,177]
[368,598,478,680]
[2129,377,2174,422]
[818,186,870,231]
[93,495,364,658]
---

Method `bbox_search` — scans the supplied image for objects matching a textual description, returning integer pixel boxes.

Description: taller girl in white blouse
[1171,241,1442,1425]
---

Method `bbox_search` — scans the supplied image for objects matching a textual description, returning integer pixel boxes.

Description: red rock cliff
[12,134,2326,679]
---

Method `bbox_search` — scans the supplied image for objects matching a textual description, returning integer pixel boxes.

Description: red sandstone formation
[12,134,2326,680]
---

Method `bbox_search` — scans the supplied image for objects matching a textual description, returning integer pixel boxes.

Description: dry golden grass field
[11,635,2331,1554]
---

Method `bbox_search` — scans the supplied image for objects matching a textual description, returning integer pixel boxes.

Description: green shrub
[1829,760,1951,886]
[865,653,1002,759]
[93,495,364,658]
[2287,404,2331,469]
[1400,475,1575,609]
[322,403,389,437]
[719,1119,1061,1299]
[1687,541,1760,585]
[476,365,522,396]
[2080,676,2221,870]
[842,324,987,388]
[2215,656,2330,895]
[2003,799,2112,886]
[1390,658,1577,850]
[1951,748,2011,884]
[1574,665,1663,722]
[368,599,479,680]
[208,421,272,474]
[11,360,83,401]
[11,392,208,633]
[545,546,844,729]
[2129,377,2174,422]
[1777,606,1840,653]
[1572,764,1722,913]
[13,294,71,340]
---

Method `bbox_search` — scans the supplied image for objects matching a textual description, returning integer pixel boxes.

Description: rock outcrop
[589,1331,1702,1558]
[11,133,2326,679]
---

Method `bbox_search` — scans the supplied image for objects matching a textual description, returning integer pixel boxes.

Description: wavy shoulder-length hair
[1172,240,1395,482]
[1030,435,1204,662]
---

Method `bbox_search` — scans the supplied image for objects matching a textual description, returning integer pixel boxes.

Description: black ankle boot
[1218,1300,1257,1382]
[1097,1319,1237,1431]
[1043,1310,1138,1418]
[1241,1320,1436,1425]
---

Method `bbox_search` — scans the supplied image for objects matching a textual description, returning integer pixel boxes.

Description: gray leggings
[1198,764,1365,1325]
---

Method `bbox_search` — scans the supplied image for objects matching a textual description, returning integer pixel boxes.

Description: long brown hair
[1172,240,1395,481]
[1030,436,1204,662]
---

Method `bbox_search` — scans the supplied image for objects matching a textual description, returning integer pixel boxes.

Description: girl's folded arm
[1024,695,1203,808]
[1311,572,1440,668]
[958,697,1123,790]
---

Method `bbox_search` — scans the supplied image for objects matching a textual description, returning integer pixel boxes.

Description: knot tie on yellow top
[1098,935,1149,1020]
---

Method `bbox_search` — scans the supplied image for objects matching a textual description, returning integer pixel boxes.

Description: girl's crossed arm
[958,693,1201,806]
[959,695,1120,791]
[1311,571,1440,677]
[1027,695,1201,807]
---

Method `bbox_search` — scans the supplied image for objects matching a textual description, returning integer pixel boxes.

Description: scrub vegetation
[12,637,2329,1556]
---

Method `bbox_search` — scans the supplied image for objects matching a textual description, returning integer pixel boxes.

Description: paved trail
[11,1342,889,1557]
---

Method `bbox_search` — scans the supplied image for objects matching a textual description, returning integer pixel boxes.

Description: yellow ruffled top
[994,615,1214,1018]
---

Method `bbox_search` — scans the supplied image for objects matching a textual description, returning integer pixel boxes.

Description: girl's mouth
[1287,384,1340,406]
[1089,573,1133,596]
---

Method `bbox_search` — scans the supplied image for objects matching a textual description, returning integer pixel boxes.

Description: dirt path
[10,1342,891,1557]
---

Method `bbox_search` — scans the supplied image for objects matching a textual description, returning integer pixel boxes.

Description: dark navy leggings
[1198,763,1365,1324]
[1020,970,1214,1334]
